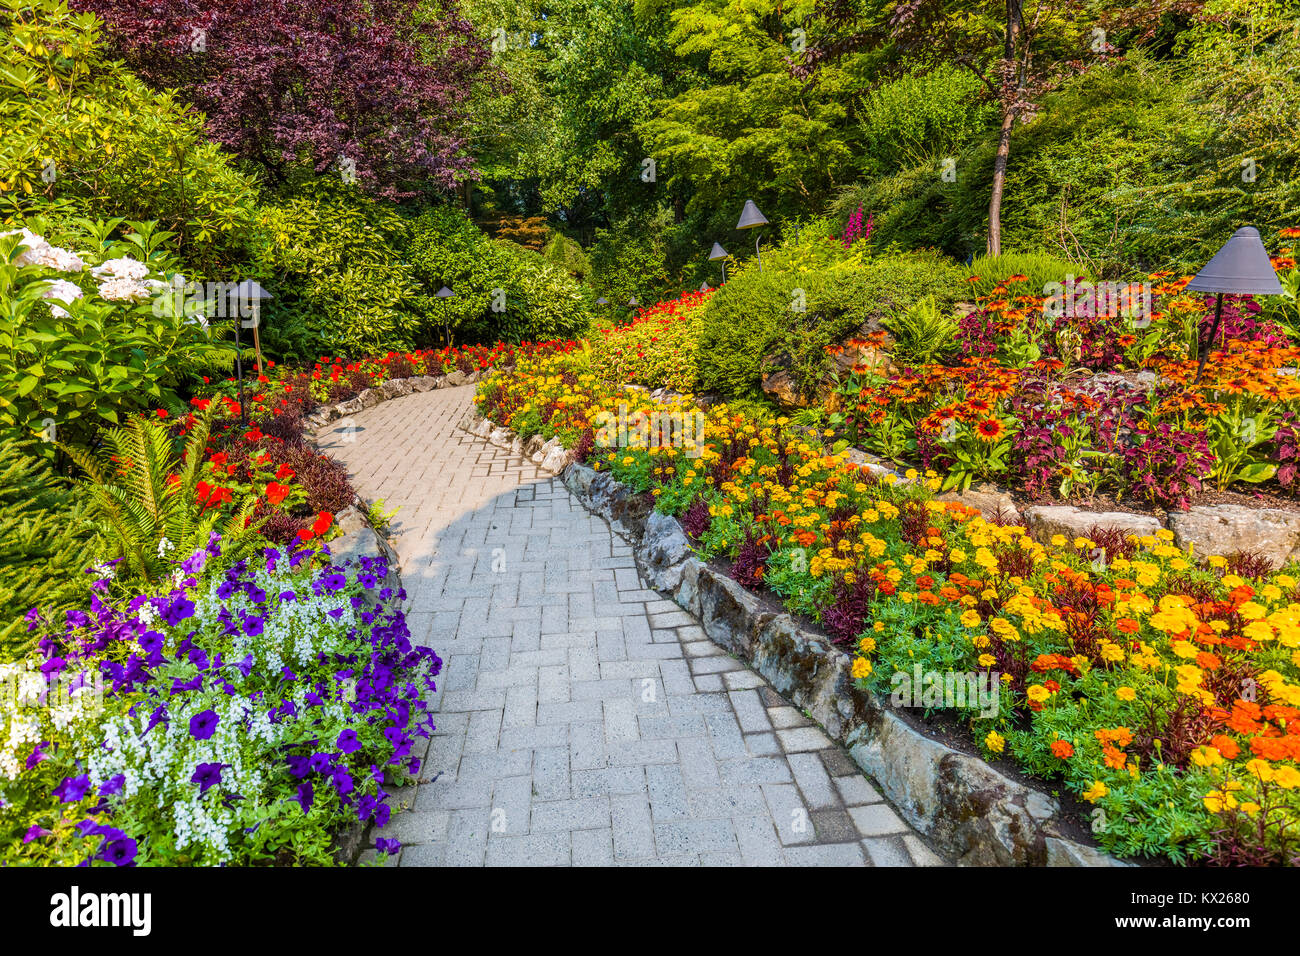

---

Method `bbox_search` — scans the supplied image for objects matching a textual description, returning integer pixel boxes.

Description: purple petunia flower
[26,742,49,770]
[23,825,51,843]
[190,762,227,795]
[332,767,354,797]
[160,594,196,627]
[294,781,314,813]
[336,729,362,754]
[374,837,401,855]
[143,704,168,737]
[99,774,126,797]
[97,838,138,866]
[189,709,219,740]
[53,774,90,803]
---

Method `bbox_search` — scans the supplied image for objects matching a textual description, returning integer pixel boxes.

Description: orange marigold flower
[1050,740,1075,759]
[1211,735,1241,760]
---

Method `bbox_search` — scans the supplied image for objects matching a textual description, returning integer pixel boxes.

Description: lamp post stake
[1193,292,1225,385]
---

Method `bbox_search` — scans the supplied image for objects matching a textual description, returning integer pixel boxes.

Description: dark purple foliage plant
[77,0,494,199]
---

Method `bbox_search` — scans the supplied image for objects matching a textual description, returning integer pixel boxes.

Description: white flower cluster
[3,227,85,272]
[0,662,103,785]
[2,227,170,311]
[38,279,83,318]
[91,256,165,302]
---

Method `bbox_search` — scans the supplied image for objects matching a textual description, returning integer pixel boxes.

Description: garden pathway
[315,384,949,867]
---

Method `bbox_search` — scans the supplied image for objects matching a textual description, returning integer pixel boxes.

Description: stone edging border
[458,407,1128,867]
[845,452,1300,570]
[301,368,487,432]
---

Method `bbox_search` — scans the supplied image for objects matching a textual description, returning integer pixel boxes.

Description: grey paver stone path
[318,384,949,867]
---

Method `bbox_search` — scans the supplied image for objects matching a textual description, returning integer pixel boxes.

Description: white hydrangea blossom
[39,278,84,318]
[2,228,86,272]
[90,256,150,282]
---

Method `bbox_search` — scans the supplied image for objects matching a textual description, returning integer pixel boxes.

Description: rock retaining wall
[460,408,1127,867]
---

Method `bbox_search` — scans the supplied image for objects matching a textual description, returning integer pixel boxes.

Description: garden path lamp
[699,281,710,293]
[1187,227,1283,384]
[708,242,729,283]
[736,201,768,272]
[222,279,272,425]
[436,285,456,348]
[595,297,609,307]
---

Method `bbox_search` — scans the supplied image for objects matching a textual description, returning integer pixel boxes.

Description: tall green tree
[637,0,863,221]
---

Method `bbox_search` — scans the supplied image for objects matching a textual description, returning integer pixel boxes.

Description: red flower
[311,511,333,536]
[264,482,291,506]
[155,409,168,419]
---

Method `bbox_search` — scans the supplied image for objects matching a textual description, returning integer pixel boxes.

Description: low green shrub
[407,206,593,345]
[697,237,967,399]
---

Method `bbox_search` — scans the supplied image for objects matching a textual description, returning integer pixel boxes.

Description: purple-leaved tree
[76,0,494,198]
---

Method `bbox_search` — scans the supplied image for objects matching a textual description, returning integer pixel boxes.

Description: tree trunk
[986,107,1014,256]
[986,0,1023,257]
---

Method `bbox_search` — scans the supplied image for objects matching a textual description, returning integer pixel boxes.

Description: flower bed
[825,247,1300,512]
[1,539,440,866]
[590,289,711,392]
[476,351,1300,865]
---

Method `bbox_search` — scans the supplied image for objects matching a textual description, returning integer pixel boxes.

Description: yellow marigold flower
[1026,684,1050,703]
[1243,620,1274,642]
[1050,534,1067,548]
[1245,759,1274,782]
[1238,601,1267,621]
[1190,746,1223,767]
[978,654,996,667]
[1083,781,1108,803]
[1098,641,1125,663]
[1116,686,1137,701]
[858,636,877,654]
[984,731,1005,754]
[1204,789,1237,812]
[850,657,873,680]
[1273,766,1300,790]
[873,621,885,633]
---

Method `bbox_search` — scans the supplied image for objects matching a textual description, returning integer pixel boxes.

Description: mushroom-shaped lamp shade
[229,279,273,306]
[627,295,639,307]
[1185,227,1284,295]
[708,242,729,261]
[595,297,609,306]
[699,281,710,293]
[736,200,768,231]
[436,286,455,298]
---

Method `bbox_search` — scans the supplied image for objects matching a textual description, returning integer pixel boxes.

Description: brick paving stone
[323,385,947,868]
[849,804,911,837]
